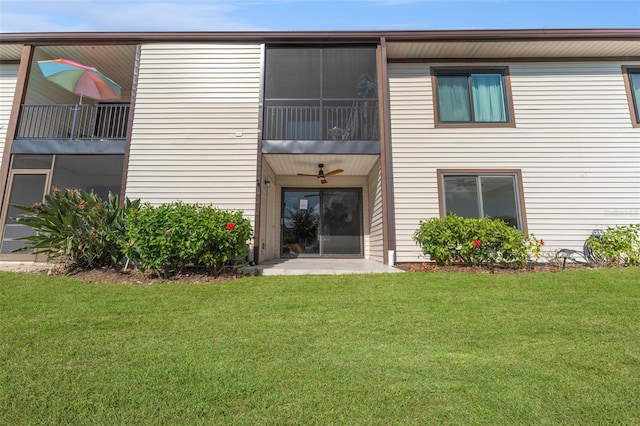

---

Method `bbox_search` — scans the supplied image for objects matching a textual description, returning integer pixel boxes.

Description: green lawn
[1,269,639,425]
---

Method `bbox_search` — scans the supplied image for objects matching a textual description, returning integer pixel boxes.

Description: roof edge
[1,28,639,44]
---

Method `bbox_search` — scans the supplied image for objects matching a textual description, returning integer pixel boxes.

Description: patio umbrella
[37,59,121,140]
[37,58,121,104]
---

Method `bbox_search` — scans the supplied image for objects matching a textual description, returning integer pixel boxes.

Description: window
[622,66,640,127]
[432,68,514,126]
[438,170,526,231]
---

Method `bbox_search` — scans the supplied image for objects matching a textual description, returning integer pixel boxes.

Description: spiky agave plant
[13,187,140,271]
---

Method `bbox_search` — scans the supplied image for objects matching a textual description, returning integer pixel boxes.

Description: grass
[1,269,639,425]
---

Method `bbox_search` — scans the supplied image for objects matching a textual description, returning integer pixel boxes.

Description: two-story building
[1,29,639,264]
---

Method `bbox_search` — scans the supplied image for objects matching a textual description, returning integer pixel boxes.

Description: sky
[0,0,638,33]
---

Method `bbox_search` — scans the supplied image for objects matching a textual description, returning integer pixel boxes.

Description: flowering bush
[527,235,545,260]
[123,202,253,277]
[413,215,542,268]
[587,224,640,266]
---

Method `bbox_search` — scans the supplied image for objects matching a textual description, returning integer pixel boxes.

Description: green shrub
[587,224,640,266]
[14,187,140,270]
[413,215,537,267]
[123,202,253,277]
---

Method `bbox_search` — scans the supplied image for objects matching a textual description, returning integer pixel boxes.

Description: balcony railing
[16,104,130,140]
[263,99,379,141]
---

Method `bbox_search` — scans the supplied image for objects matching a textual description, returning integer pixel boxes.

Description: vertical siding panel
[126,43,261,222]
[0,64,19,167]
[389,61,640,263]
[368,160,384,262]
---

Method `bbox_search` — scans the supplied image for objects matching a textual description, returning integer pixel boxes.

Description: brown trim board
[2,29,639,45]
[253,44,266,264]
[622,65,640,128]
[378,37,396,264]
[0,45,33,211]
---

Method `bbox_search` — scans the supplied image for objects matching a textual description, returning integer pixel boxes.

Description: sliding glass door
[282,188,362,256]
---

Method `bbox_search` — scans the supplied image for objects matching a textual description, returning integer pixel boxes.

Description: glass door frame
[0,168,52,261]
[280,187,363,257]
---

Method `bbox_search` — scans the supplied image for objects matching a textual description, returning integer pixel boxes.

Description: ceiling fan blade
[320,178,328,184]
[324,168,344,177]
[297,173,319,177]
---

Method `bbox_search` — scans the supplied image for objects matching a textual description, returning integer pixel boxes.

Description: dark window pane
[11,155,53,169]
[51,155,124,200]
[443,176,480,218]
[322,47,378,99]
[480,176,519,228]
[1,173,47,254]
[437,75,471,122]
[265,48,320,98]
[321,189,362,255]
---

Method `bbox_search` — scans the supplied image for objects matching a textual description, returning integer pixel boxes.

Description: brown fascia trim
[1,28,639,45]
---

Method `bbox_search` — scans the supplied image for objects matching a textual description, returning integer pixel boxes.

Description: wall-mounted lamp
[264,178,271,188]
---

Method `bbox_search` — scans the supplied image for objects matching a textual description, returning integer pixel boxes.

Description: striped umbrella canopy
[37,58,121,103]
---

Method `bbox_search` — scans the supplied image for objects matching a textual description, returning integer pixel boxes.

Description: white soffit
[264,154,379,177]
[386,40,640,59]
[0,44,23,61]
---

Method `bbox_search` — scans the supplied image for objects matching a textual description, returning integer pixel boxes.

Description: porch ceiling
[264,154,379,177]
[33,44,136,94]
[0,44,23,61]
[0,43,136,92]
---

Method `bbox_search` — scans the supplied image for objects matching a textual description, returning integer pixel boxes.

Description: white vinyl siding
[389,61,640,262]
[126,43,262,221]
[368,160,384,262]
[0,63,19,168]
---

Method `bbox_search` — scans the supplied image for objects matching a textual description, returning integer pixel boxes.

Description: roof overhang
[2,28,639,61]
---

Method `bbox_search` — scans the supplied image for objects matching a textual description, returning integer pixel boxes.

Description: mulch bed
[48,266,243,285]
[43,260,584,285]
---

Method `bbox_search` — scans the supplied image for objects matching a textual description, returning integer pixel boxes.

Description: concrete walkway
[0,258,403,276]
[247,257,403,276]
[0,261,53,273]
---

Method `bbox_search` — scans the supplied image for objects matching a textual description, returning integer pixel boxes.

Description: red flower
[540,239,545,245]
[473,240,482,247]
[226,222,236,231]
[457,258,464,264]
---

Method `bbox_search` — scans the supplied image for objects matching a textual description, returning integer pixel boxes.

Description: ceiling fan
[297,163,344,184]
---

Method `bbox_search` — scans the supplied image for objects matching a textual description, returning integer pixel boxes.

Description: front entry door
[282,188,362,256]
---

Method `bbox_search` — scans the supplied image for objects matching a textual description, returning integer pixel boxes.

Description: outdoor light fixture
[264,178,271,188]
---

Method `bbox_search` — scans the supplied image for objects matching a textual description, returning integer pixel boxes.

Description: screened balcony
[262,45,380,154]
[16,103,129,141]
